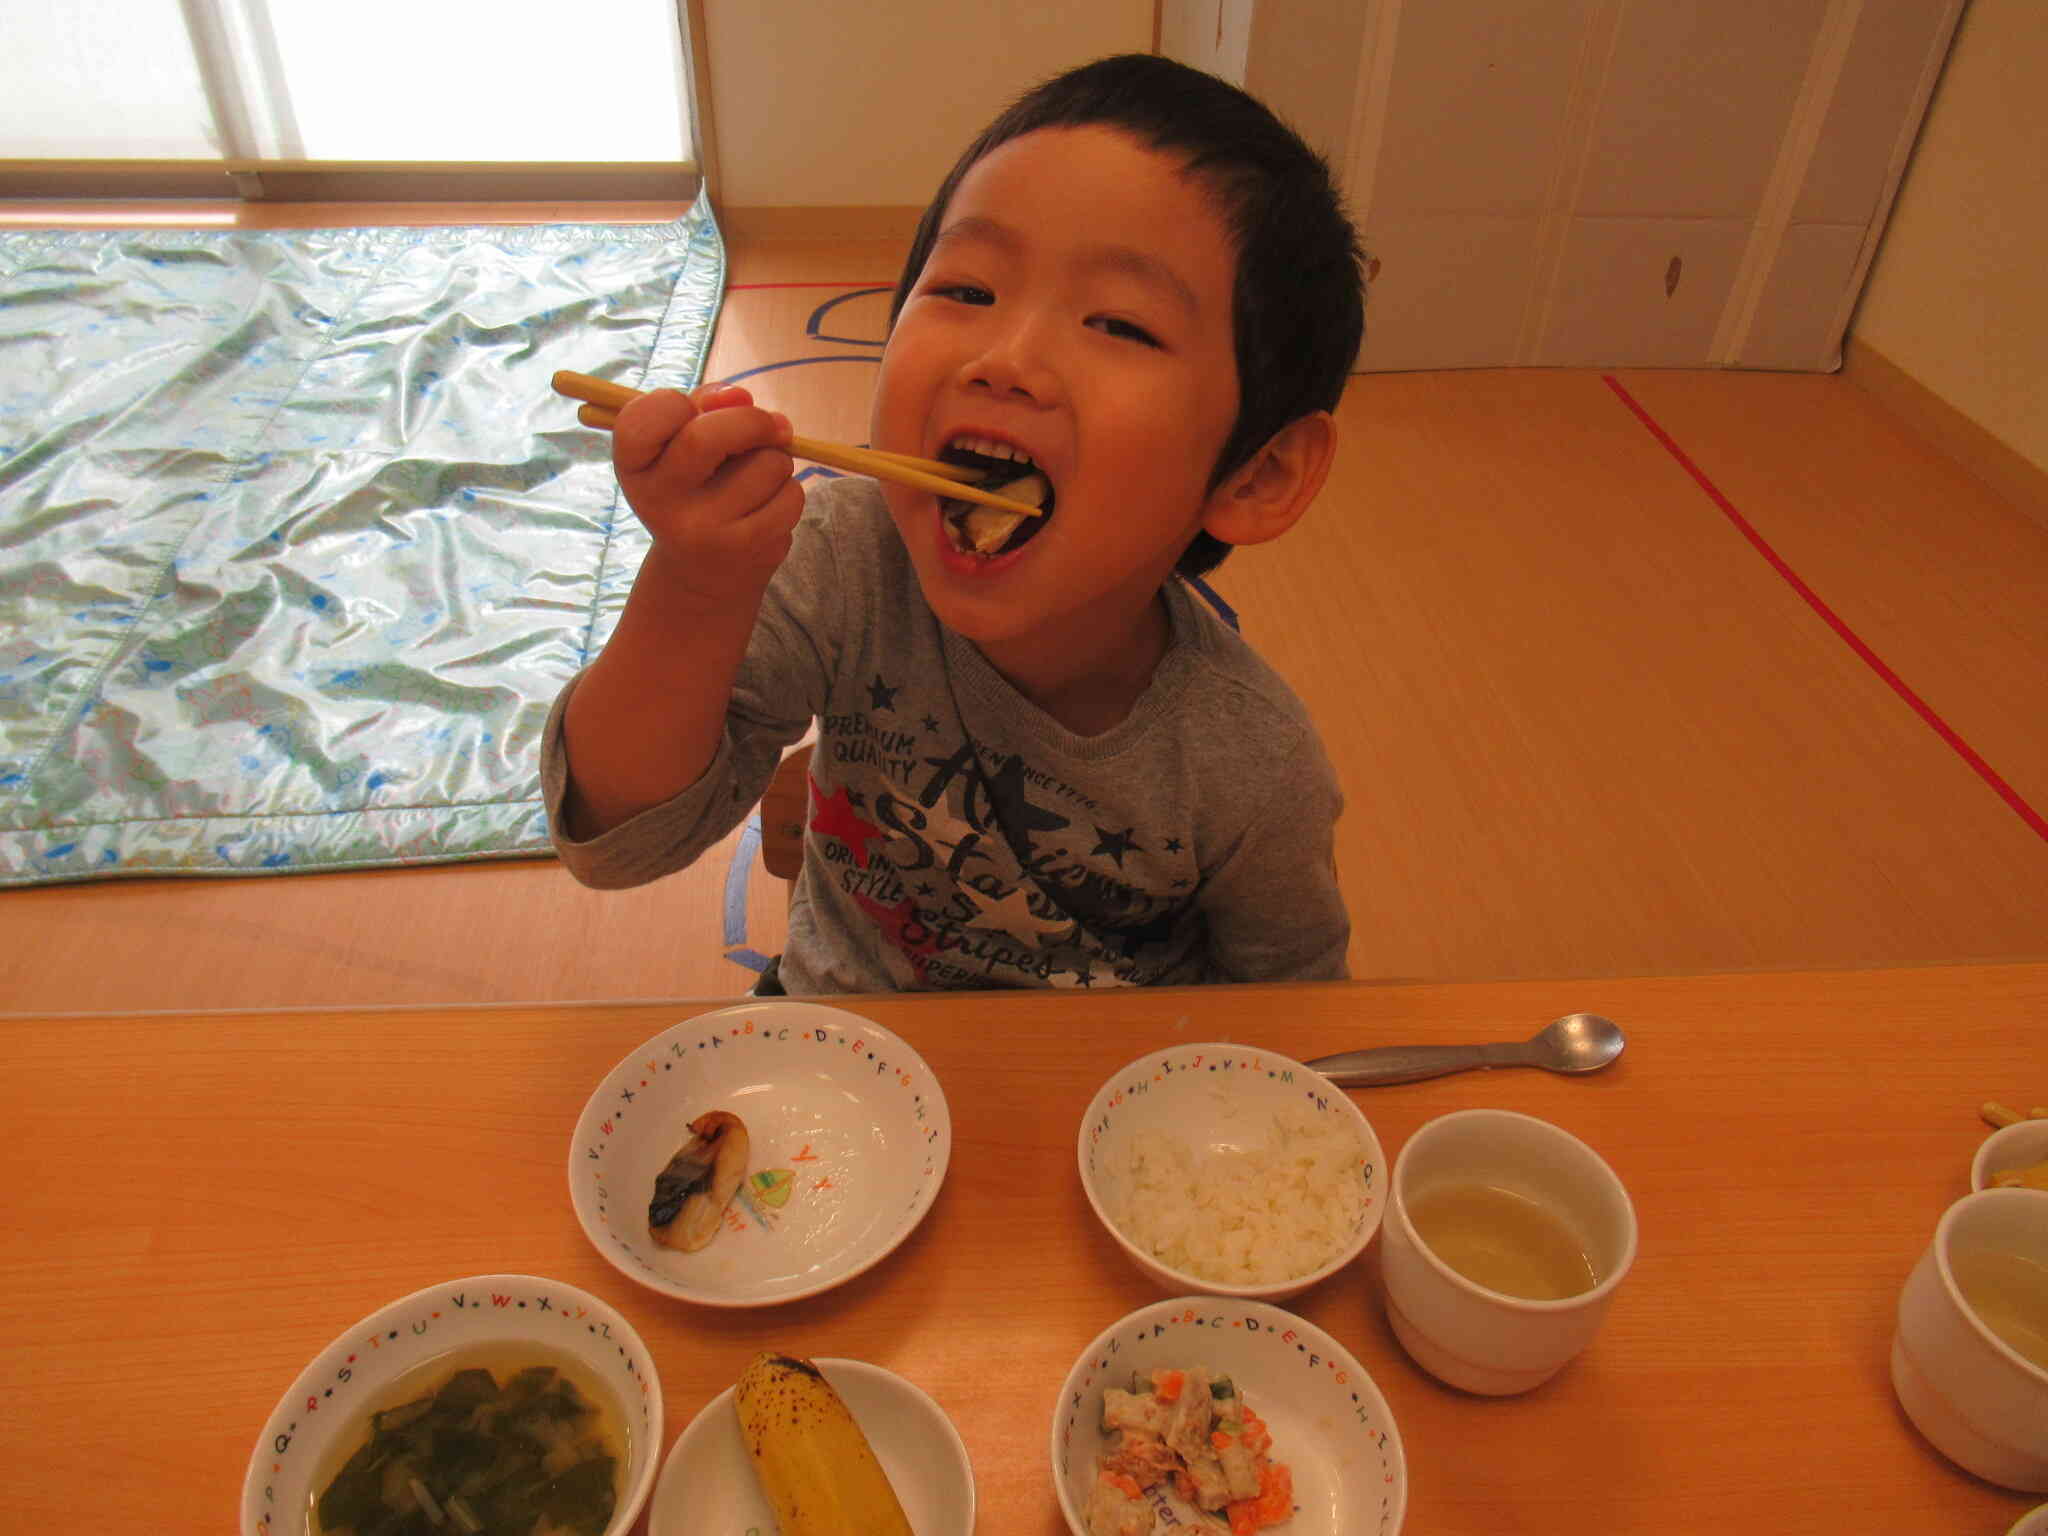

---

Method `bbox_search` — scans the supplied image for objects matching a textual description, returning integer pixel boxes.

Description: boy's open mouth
[937,437,1055,558]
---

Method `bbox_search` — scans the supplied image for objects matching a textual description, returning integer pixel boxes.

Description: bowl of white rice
[1076,1043,1385,1301]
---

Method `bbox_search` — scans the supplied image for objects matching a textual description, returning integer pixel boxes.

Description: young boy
[542,53,1365,992]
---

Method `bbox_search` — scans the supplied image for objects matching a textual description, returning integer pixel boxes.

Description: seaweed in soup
[314,1359,618,1535]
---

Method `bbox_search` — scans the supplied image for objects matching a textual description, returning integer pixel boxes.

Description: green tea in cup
[1407,1182,1598,1300]
[1381,1109,1638,1394]
[1952,1246,2048,1370]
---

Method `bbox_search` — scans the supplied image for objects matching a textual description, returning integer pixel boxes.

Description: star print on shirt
[906,790,995,884]
[935,829,995,879]
[1091,826,1141,865]
[1052,958,1117,989]
[956,880,1070,944]
[809,780,885,868]
[982,753,1069,852]
[852,889,938,983]
[867,674,899,711]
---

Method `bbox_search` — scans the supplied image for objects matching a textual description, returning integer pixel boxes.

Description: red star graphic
[809,778,885,868]
[852,890,940,982]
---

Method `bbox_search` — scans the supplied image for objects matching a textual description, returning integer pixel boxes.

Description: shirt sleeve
[1195,729,1351,982]
[538,485,852,890]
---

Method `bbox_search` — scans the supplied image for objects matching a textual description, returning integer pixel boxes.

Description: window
[1,0,699,200]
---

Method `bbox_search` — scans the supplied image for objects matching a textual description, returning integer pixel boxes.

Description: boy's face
[871,125,1241,661]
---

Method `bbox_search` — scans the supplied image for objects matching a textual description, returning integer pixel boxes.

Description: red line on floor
[1603,373,2048,845]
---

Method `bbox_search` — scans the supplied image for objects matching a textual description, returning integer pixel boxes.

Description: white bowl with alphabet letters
[1078,1041,1385,1301]
[569,1000,953,1306]
[1051,1296,1408,1536]
[240,1272,662,1536]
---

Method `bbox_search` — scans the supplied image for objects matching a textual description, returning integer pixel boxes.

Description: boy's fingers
[695,476,807,580]
[610,389,698,473]
[692,381,753,410]
[702,437,796,511]
[623,403,793,492]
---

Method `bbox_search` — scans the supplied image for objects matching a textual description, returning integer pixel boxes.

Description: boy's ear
[1200,411,1338,549]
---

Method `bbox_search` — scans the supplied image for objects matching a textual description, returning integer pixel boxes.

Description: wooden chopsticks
[549,370,1043,519]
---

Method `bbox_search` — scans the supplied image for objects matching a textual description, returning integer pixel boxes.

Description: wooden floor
[4,204,2045,1014]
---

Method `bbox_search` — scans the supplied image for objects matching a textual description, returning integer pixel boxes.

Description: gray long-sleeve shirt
[541,475,1349,992]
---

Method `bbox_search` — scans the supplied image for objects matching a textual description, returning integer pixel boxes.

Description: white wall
[1850,0,2048,477]
[700,0,1153,208]
[1160,0,1367,167]
[1159,0,1252,87]
[1242,0,1371,168]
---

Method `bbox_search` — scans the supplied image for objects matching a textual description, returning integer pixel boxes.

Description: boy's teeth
[948,435,1032,465]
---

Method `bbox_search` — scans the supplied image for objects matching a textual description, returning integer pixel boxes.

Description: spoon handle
[1305,1042,1529,1088]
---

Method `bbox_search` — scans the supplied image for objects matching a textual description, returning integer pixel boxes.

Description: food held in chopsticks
[648,1109,749,1251]
[732,1351,914,1536]
[933,435,1052,556]
[1088,1367,1294,1536]
[549,370,1044,526]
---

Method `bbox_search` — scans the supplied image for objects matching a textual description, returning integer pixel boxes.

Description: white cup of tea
[1378,1108,1638,1395]
[1891,1186,2048,1491]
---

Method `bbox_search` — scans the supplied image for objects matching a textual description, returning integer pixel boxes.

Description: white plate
[569,1001,951,1306]
[1052,1297,1407,1536]
[648,1358,975,1536]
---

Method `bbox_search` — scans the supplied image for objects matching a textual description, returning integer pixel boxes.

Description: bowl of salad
[1050,1296,1407,1536]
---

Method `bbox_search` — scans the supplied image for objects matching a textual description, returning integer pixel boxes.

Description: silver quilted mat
[0,202,723,884]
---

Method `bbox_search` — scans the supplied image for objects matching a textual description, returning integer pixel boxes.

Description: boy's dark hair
[890,53,1366,578]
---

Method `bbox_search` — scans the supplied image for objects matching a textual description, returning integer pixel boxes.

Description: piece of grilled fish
[648,1109,750,1251]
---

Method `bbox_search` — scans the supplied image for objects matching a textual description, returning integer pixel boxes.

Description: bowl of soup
[240,1274,662,1536]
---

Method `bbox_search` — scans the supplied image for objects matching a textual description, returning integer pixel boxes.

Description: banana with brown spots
[733,1351,914,1536]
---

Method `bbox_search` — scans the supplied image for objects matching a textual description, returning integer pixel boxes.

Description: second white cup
[1891,1187,2048,1491]
[1379,1108,1638,1395]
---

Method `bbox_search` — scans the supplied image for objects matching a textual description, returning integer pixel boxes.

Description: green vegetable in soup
[314,1361,618,1536]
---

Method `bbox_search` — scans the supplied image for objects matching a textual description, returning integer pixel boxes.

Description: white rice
[1112,1090,1366,1286]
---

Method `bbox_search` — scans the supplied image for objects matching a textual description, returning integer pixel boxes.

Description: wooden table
[3,964,2042,1534]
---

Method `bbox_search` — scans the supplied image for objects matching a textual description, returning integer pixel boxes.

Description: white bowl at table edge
[240,1273,662,1536]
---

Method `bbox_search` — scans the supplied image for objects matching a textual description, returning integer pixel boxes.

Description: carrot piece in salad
[1239,1406,1273,1456]
[1255,1462,1295,1524]
[1227,1460,1294,1535]
[1151,1369,1186,1402]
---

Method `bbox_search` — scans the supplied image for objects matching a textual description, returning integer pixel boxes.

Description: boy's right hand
[612,383,803,613]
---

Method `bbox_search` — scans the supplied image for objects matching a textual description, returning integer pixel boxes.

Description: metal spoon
[1305,1013,1626,1088]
